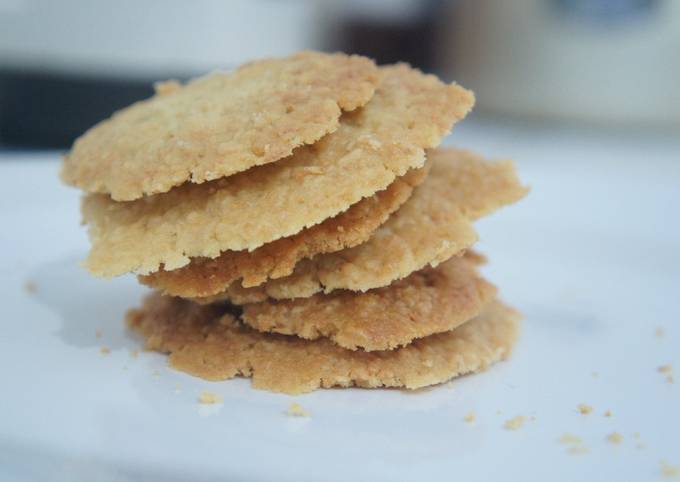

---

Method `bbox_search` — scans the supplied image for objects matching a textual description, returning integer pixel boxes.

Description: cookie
[240,255,497,351]
[82,65,474,277]
[127,293,520,394]
[196,148,527,301]
[62,51,381,201]
[139,161,430,297]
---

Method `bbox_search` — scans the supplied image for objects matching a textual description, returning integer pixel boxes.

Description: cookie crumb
[174,384,181,394]
[604,410,612,417]
[100,346,110,355]
[578,404,593,415]
[591,371,599,378]
[661,460,679,478]
[607,432,623,444]
[95,329,103,339]
[656,327,665,338]
[464,411,476,423]
[198,391,223,404]
[504,416,525,430]
[24,280,37,294]
[658,365,674,383]
[129,349,139,359]
[286,402,310,418]
[559,433,588,455]
[152,370,160,378]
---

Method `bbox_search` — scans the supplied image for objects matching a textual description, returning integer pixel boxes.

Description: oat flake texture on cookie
[61,51,381,201]
[81,65,474,277]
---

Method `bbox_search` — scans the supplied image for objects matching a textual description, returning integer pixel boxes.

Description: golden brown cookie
[62,51,381,201]
[240,255,497,351]
[196,148,527,302]
[139,161,430,297]
[127,293,520,394]
[82,65,474,277]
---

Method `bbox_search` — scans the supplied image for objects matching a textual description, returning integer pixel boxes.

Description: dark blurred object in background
[325,0,441,71]
[0,71,153,148]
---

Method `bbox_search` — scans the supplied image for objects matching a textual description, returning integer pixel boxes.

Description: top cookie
[61,51,381,201]
[82,64,474,276]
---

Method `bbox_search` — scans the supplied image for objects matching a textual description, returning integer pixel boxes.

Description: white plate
[1,123,679,482]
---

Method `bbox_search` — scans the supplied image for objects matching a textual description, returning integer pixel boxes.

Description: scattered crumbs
[198,391,223,404]
[633,432,641,440]
[174,384,181,394]
[129,349,139,359]
[464,412,476,423]
[668,375,675,384]
[95,329,103,339]
[604,410,613,417]
[99,346,110,355]
[661,460,679,478]
[656,327,665,338]
[152,370,160,378]
[591,371,599,379]
[607,432,623,444]
[504,416,525,430]
[578,404,593,415]
[24,280,37,294]
[286,402,310,418]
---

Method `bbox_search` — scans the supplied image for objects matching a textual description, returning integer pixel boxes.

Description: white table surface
[0,121,678,482]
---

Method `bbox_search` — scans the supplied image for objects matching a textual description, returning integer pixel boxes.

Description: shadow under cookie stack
[61,51,527,394]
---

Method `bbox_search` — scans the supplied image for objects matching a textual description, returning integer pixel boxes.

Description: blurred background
[0,0,678,148]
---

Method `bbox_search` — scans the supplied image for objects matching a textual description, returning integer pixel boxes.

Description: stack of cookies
[61,51,527,394]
